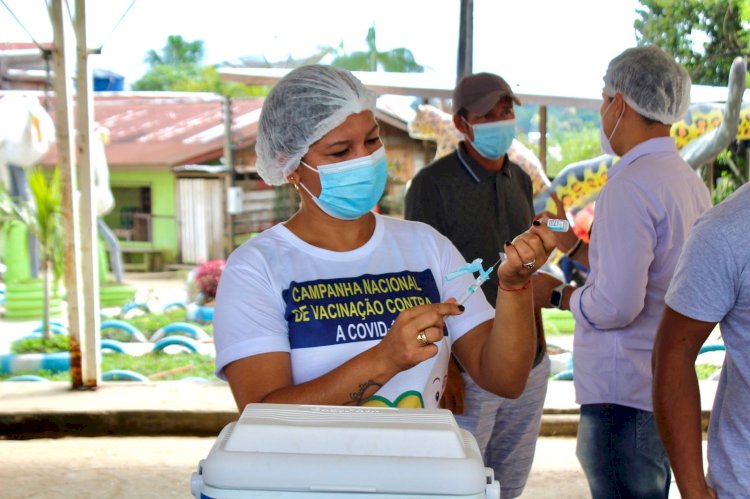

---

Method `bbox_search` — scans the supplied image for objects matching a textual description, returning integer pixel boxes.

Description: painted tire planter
[0,351,70,374]
[100,339,127,353]
[186,303,214,323]
[699,343,726,354]
[152,336,200,353]
[164,302,214,323]
[549,352,574,376]
[150,322,209,342]
[3,280,63,320]
[163,301,187,312]
[6,375,49,382]
[553,369,575,381]
[31,323,69,336]
[102,369,149,382]
[100,319,147,342]
[122,302,150,315]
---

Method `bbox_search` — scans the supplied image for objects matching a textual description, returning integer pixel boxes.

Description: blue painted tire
[100,319,147,342]
[102,369,149,382]
[553,369,575,381]
[39,352,72,372]
[163,301,187,312]
[0,352,70,374]
[100,339,127,353]
[152,336,200,353]
[150,322,209,342]
[195,305,214,323]
[7,375,49,382]
[32,323,68,335]
[699,344,726,354]
[121,302,150,314]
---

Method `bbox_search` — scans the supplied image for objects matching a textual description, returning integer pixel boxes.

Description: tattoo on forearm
[343,379,382,405]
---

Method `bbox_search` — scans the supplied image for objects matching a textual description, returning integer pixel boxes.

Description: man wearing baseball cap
[405,73,547,499]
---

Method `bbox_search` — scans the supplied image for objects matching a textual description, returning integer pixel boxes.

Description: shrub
[193,259,226,305]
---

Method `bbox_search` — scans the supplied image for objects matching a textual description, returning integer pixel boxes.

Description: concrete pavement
[0,378,717,439]
[0,436,598,499]
[0,272,716,497]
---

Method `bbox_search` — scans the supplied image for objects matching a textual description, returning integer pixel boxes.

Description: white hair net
[255,65,377,185]
[603,45,691,125]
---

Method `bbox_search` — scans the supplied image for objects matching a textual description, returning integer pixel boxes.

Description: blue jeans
[576,404,671,499]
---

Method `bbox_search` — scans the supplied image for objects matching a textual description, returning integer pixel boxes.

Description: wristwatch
[550,283,567,309]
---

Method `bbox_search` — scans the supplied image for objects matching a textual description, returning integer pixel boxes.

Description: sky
[1,0,642,95]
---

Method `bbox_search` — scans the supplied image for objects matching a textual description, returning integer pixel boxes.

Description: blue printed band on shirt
[282,269,442,349]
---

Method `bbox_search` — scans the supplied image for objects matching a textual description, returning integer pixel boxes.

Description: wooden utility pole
[49,0,100,388]
[74,0,101,386]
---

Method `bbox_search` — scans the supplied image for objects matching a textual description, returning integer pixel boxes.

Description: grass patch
[696,364,720,380]
[542,308,576,336]
[118,308,213,336]
[0,352,217,381]
[11,335,70,354]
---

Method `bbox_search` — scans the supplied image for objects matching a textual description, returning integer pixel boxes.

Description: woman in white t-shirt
[213,65,555,411]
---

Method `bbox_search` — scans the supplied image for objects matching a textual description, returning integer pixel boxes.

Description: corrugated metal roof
[3,90,412,169]
[20,92,264,167]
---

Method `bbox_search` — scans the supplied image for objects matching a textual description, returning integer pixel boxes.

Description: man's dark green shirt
[404,142,535,306]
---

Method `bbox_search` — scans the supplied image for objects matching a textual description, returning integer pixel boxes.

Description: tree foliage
[330,26,424,73]
[144,35,204,66]
[634,0,749,85]
[132,35,267,96]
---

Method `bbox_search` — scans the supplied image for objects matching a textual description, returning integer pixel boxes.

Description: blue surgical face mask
[299,146,388,220]
[465,118,516,159]
[599,97,623,156]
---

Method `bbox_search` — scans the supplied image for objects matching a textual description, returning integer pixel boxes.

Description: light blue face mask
[300,147,388,220]
[465,119,516,159]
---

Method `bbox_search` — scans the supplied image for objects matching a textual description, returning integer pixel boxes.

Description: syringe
[456,254,505,305]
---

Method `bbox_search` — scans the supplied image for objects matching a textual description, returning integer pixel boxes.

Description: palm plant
[330,25,424,73]
[0,168,63,339]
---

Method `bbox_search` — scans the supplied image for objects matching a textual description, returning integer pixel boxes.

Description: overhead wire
[0,0,47,52]
[95,0,138,53]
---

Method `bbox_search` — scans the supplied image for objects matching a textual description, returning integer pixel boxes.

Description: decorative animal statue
[0,94,125,283]
[533,56,748,214]
[0,94,57,281]
[408,104,551,197]
[406,57,748,217]
[0,94,56,171]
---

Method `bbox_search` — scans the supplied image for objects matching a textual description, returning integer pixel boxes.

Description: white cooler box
[191,403,500,498]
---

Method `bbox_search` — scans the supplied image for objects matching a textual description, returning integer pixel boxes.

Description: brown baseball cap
[452,72,521,115]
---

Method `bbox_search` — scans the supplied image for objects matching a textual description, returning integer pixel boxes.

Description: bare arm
[652,306,717,499]
[453,222,556,398]
[225,301,464,411]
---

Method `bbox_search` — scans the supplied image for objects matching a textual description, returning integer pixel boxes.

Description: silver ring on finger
[416,330,430,346]
[522,259,536,270]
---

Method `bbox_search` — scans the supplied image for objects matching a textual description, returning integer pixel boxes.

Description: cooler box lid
[198,403,490,496]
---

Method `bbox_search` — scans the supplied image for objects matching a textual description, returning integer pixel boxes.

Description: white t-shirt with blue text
[214,214,495,409]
